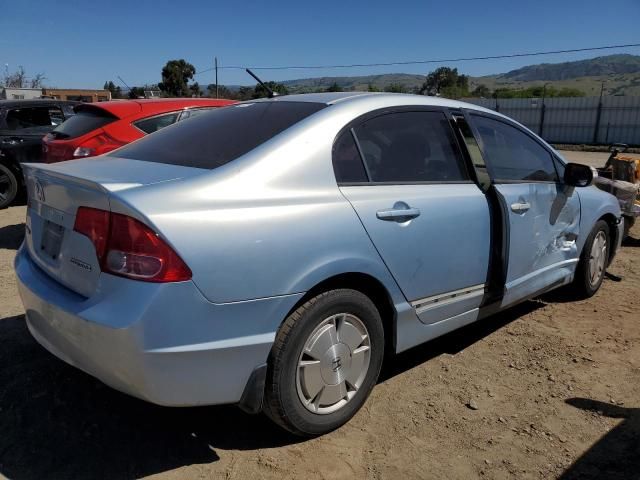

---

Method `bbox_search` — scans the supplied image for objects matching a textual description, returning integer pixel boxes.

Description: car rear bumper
[15,246,303,406]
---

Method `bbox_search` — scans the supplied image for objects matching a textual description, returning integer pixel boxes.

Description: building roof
[0,99,80,109]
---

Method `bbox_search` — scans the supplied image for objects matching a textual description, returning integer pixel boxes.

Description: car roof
[0,99,80,109]
[77,98,236,119]
[255,91,498,115]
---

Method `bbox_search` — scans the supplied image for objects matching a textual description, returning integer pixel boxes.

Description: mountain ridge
[276,54,640,96]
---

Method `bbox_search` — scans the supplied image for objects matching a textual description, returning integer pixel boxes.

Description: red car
[43,98,235,162]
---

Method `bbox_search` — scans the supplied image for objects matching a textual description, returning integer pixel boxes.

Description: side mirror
[564,162,594,187]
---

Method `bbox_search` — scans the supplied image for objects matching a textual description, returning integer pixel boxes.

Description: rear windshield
[50,109,116,139]
[111,101,326,169]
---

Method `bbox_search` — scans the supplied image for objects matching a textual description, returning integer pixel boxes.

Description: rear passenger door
[335,109,491,325]
[469,113,580,306]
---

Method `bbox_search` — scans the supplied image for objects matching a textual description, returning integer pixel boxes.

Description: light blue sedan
[15,92,623,436]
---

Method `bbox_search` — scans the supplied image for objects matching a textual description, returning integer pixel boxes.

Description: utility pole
[593,81,605,145]
[539,83,550,137]
[215,57,218,98]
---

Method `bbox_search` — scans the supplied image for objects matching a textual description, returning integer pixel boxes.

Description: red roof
[76,98,236,119]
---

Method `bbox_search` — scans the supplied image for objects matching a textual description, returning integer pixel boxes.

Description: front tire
[0,163,19,209]
[572,220,610,298]
[264,289,384,436]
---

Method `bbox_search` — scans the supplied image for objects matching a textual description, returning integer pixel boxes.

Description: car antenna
[246,68,279,98]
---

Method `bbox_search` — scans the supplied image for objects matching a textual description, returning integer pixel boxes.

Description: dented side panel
[496,182,581,307]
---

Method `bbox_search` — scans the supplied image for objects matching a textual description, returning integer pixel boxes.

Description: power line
[193,42,640,74]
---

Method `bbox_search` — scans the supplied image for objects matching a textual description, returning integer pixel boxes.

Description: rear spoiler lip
[22,159,205,193]
[22,162,112,194]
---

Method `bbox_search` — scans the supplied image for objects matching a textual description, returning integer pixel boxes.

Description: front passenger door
[470,114,581,306]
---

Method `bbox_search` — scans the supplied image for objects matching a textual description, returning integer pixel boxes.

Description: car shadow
[0,314,300,479]
[0,300,541,478]
[622,234,640,247]
[0,223,25,250]
[560,398,640,479]
[379,299,543,382]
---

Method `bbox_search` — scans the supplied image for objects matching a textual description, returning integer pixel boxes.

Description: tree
[128,86,145,99]
[492,85,585,98]
[207,83,234,99]
[367,83,381,92]
[237,86,255,101]
[326,82,342,92]
[104,80,123,99]
[384,83,409,93]
[5,66,26,87]
[189,82,201,97]
[252,81,288,99]
[158,59,196,97]
[471,84,491,98]
[29,72,46,88]
[420,67,469,98]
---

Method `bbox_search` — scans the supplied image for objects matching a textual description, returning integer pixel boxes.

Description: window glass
[5,107,59,133]
[48,107,65,126]
[49,108,116,139]
[112,101,326,169]
[332,130,368,183]
[134,112,180,134]
[453,115,490,190]
[472,115,558,182]
[178,108,215,122]
[352,111,467,183]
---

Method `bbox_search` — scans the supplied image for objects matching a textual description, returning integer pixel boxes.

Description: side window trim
[466,110,560,184]
[349,127,372,182]
[333,106,472,186]
[447,109,491,192]
[132,111,181,135]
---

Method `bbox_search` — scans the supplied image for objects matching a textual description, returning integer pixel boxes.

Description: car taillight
[73,133,125,158]
[73,207,110,259]
[73,207,191,282]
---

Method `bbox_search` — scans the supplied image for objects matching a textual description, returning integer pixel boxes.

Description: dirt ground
[0,151,638,479]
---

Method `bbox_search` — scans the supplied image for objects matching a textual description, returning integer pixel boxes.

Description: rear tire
[264,289,384,437]
[572,220,610,298]
[0,163,19,209]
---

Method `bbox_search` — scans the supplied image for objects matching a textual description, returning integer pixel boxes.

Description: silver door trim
[411,283,485,315]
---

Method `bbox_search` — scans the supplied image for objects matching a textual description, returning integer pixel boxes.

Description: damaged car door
[470,113,580,306]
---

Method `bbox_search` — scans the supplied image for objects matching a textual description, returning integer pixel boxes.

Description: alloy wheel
[296,313,371,414]
[588,230,607,287]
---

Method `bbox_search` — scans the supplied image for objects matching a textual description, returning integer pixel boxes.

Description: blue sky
[1,0,639,89]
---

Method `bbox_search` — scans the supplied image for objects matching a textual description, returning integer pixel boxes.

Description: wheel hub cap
[588,231,607,287]
[296,313,370,415]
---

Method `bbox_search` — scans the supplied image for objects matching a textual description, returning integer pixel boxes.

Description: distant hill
[281,74,425,93]
[275,54,640,96]
[495,54,640,81]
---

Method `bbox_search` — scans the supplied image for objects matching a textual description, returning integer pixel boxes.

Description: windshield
[50,109,116,139]
[111,101,326,169]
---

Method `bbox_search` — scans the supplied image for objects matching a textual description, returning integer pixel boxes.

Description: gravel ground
[0,152,638,479]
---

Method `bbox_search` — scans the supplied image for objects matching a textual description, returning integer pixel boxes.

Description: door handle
[376,204,421,222]
[510,202,531,213]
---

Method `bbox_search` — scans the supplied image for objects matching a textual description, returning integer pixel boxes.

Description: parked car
[16,93,623,436]
[0,99,78,208]
[42,98,235,163]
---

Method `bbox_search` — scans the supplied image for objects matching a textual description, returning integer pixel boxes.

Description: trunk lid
[22,157,206,297]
